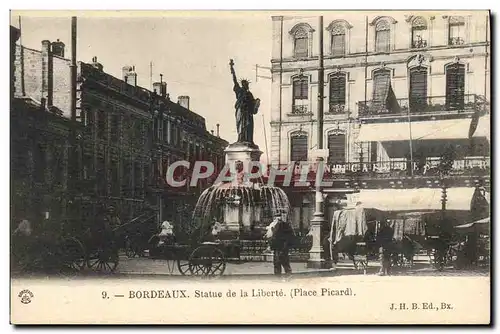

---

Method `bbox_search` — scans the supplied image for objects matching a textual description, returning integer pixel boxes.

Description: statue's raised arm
[229,59,239,89]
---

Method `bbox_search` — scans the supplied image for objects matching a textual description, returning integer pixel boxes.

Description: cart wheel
[87,247,119,273]
[188,245,226,276]
[177,259,191,276]
[59,237,87,275]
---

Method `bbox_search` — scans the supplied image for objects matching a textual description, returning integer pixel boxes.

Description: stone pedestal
[224,204,240,233]
[225,142,263,166]
[220,142,263,233]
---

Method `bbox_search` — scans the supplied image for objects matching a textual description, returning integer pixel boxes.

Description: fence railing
[358,94,482,118]
[264,156,490,181]
[291,105,309,115]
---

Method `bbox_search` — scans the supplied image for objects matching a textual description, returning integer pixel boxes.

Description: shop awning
[473,115,490,141]
[354,187,476,212]
[357,119,473,142]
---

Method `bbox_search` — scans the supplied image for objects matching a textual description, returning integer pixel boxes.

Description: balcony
[358,94,484,118]
[328,103,347,114]
[449,37,465,46]
[412,39,428,49]
[265,156,490,184]
[291,105,310,115]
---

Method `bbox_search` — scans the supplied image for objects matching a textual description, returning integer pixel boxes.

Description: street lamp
[307,16,330,269]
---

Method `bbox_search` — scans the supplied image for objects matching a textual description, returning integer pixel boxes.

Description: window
[153,118,159,141]
[375,20,390,53]
[445,63,465,110]
[329,73,346,113]
[448,16,465,45]
[135,120,143,144]
[411,17,428,48]
[294,30,308,58]
[110,114,120,142]
[82,154,92,180]
[110,160,119,196]
[85,109,94,128]
[143,164,150,189]
[170,124,177,146]
[371,69,392,113]
[122,160,131,197]
[327,133,346,164]
[409,67,428,112]
[330,25,346,56]
[134,162,142,197]
[96,156,106,196]
[290,131,308,162]
[292,77,308,114]
[163,119,169,142]
[97,110,106,140]
[372,69,391,103]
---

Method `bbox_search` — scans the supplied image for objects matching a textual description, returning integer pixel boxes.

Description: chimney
[51,39,65,57]
[123,65,137,86]
[41,40,53,107]
[216,123,220,137]
[91,56,103,71]
[178,96,190,110]
[153,82,167,98]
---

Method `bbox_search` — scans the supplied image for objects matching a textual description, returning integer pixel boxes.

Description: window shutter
[295,37,308,57]
[446,64,465,110]
[329,74,346,105]
[376,30,390,53]
[373,70,391,103]
[332,34,345,56]
[293,79,308,100]
[327,134,346,164]
[291,134,308,162]
[409,67,428,112]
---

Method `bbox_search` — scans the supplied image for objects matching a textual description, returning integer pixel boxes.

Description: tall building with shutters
[270,12,490,235]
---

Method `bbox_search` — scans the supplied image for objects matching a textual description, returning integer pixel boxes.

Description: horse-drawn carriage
[11,208,159,276]
[148,220,243,277]
[328,206,457,274]
[11,219,87,276]
[329,206,482,273]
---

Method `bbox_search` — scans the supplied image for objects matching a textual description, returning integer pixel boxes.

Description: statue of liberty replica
[229,59,260,146]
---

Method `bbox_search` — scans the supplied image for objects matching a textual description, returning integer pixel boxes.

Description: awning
[355,187,476,212]
[473,115,490,141]
[358,119,473,142]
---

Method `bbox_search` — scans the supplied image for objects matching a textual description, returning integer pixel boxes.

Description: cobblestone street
[113,254,490,278]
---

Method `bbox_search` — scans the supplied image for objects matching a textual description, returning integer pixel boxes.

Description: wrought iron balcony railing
[328,103,347,114]
[412,39,428,49]
[291,105,309,115]
[449,37,465,46]
[264,156,490,182]
[358,94,484,118]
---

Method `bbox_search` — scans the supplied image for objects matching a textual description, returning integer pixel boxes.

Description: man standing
[269,212,294,276]
[377,219,394,276]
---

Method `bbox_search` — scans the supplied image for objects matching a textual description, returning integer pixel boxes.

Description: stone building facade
[12,36,228,229]
[270,12,490,234]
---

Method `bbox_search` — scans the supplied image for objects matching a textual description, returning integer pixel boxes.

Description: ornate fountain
[191,60,291,240]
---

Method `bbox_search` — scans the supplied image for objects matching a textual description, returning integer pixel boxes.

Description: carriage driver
[269,211,294,276]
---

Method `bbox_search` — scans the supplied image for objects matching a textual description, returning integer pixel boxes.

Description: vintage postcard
[9,10,490,324]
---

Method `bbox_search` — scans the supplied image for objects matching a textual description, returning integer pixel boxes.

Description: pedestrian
[376,219,394,276]
[269,212,294,277]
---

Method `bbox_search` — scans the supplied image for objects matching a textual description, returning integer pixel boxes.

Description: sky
[10,11,274,162]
